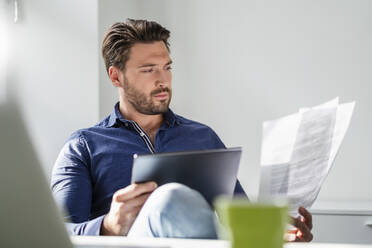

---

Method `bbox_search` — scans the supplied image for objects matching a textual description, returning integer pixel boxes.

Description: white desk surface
[310,200,372,215]
[71,236,372,248]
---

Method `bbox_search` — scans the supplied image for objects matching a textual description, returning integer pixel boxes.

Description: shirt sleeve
[207,127,249,199]
[65,215,105,235]
[51,132,103,235]
[233,179,249,199]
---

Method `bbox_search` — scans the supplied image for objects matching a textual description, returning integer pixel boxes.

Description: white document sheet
[259,98,355,211]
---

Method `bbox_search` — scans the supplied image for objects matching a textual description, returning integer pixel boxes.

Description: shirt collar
[107,102,180,128]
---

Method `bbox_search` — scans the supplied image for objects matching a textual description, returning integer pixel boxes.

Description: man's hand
[285,207,313,242]
[100,181,158,236]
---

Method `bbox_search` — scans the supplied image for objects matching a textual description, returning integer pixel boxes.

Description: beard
[123,76,172,115]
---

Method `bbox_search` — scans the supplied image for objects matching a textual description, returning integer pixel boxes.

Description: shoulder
[59,129,90,159]
[61,121,105,157]
[55,114,113,170]
[94,114,112,128]
[176,114,214,132]
[175,114,225,148]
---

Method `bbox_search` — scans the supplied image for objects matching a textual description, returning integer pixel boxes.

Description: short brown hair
[101,19,170,74]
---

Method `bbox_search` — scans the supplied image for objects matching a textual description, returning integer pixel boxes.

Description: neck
[118,98,164,134]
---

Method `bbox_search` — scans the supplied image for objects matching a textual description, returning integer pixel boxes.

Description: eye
[166,66,172,71]
[142,68,153,73]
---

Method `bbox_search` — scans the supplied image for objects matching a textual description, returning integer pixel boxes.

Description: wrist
[100,214,115,236]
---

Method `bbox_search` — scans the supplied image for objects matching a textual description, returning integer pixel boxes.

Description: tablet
[131,147,242,204]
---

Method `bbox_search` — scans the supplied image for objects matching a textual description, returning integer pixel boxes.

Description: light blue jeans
[127,183,218,239]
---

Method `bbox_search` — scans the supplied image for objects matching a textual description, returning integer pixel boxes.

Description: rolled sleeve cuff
[66,215,105,236]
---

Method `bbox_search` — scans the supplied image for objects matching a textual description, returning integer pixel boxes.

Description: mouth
[153,92,169,101]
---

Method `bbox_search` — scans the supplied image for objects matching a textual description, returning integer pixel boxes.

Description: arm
[51,132,157,236]
[51,132,101,235]
[233,179,249,199]
[207,128,248,200]
[64,216,105,235]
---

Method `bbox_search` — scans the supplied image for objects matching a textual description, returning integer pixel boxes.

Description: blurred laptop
[0,102,168,248]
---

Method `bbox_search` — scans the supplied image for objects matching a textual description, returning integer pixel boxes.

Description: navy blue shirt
[51,103,246,235]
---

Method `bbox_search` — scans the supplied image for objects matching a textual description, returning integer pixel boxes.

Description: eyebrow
[137,60,173,69]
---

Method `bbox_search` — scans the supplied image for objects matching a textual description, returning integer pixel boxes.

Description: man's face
[119,41,172,115]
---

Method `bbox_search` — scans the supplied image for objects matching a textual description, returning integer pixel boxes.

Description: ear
[108,66,122,87]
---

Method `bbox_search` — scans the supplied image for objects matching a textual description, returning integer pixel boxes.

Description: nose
[156,70,171,88]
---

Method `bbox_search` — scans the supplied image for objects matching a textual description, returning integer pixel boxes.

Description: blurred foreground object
[215,197,288,248]
[0,102,72,248]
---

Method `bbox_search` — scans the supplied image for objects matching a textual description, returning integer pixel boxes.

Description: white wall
[4,0,99,178]
[0,1,9,104]
[98,0,372,202]
[2,0,370,202]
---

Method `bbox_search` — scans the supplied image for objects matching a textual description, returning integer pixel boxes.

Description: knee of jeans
[152,183,197,201]
[146,183,208,211]
[136,183,216,238]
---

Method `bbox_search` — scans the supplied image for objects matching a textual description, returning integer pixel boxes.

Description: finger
[284,232,296,242]
[291,216,306,232]
[286,229,298,234]
[291,217,313,242]
[288,228,306,242]
[295,231,313,243]
[120,193,151,211]
[124,206,143,222]
[131,205,143,216]
[299,207,313,230]
[114,182,157,202]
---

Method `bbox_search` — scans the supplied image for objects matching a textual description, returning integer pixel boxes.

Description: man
[51,19,313,241]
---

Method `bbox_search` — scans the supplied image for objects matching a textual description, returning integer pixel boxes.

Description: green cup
[214,197,288,248]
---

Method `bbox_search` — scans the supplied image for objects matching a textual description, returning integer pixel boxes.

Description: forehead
[126,41,170,66]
